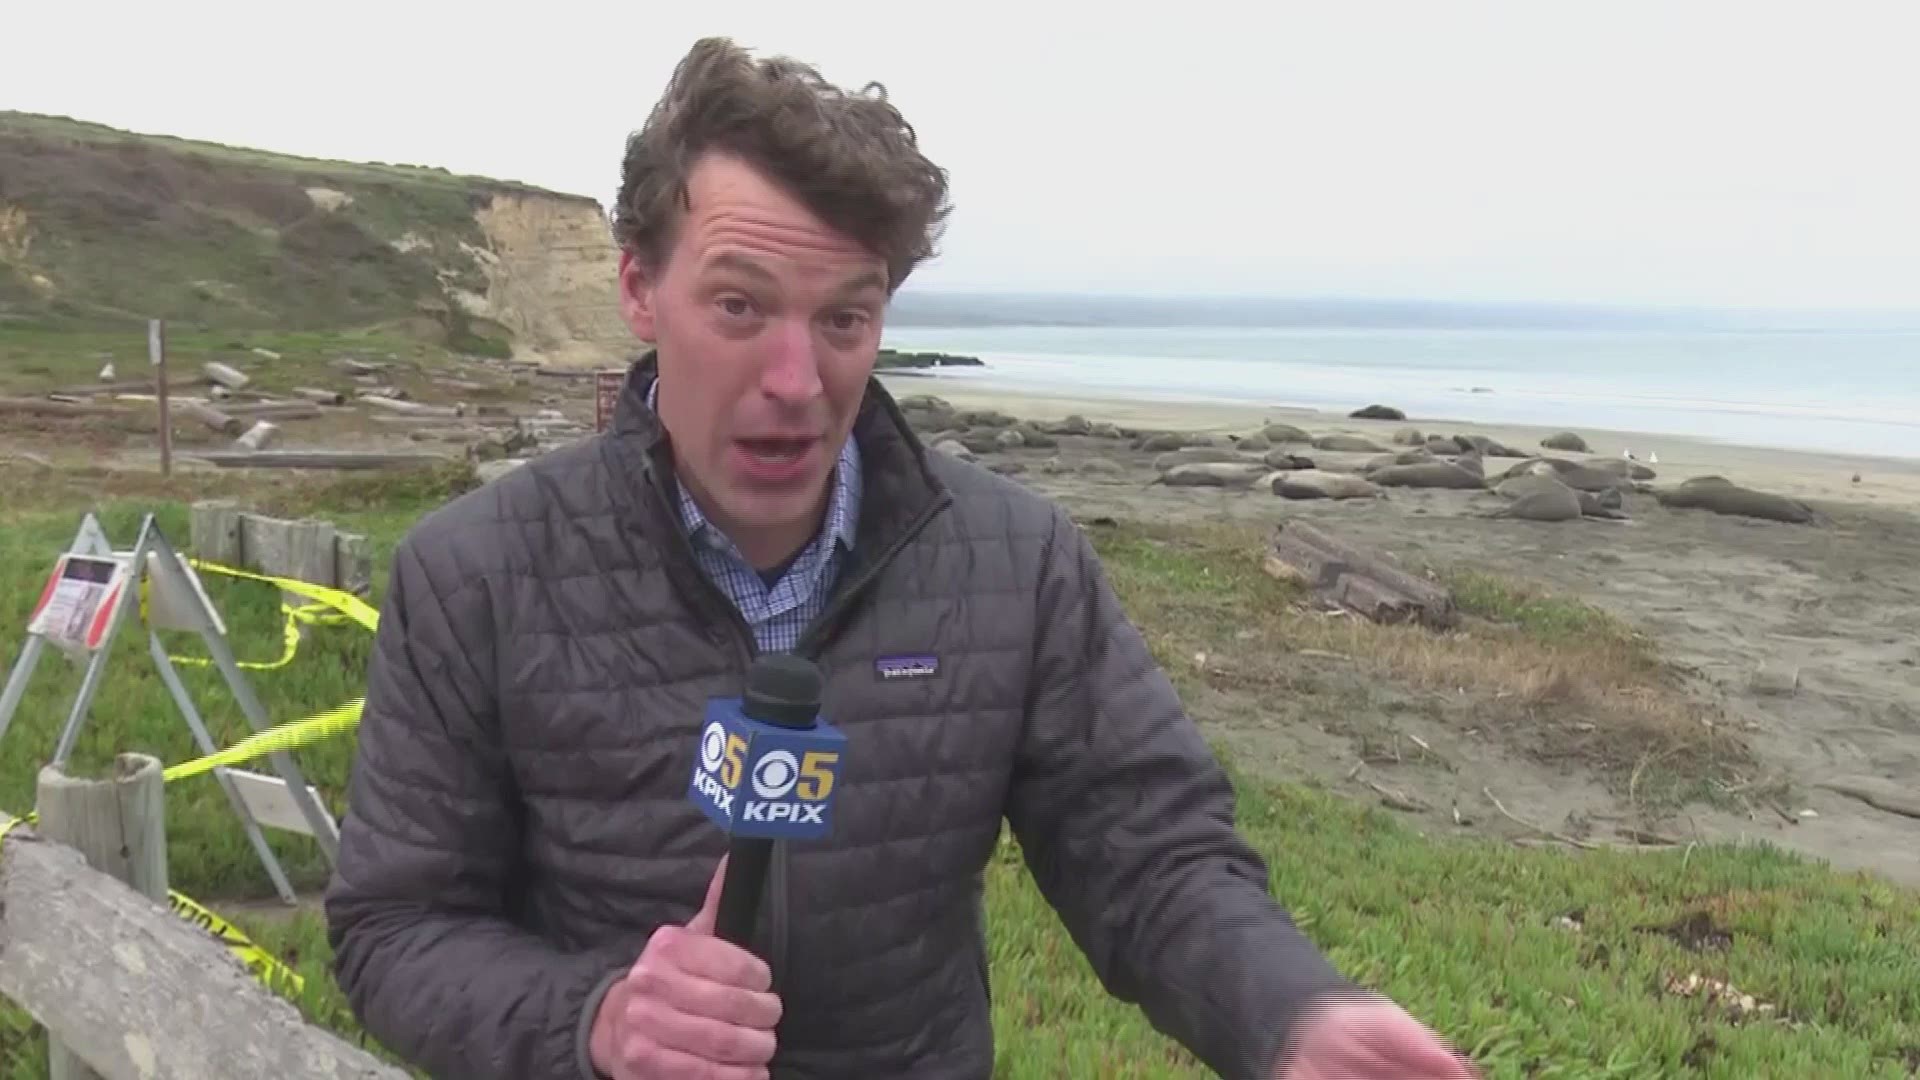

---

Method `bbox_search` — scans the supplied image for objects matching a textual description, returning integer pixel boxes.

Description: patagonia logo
[876,654,939,680]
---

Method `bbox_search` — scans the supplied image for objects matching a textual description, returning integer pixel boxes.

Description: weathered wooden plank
[291,387,347,406]
[190,500,247,566]
[0,826,408,1078]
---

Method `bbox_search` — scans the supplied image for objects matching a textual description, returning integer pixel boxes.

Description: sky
[6,0,1919,312]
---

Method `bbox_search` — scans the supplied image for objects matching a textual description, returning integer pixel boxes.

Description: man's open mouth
[737,436,817,464]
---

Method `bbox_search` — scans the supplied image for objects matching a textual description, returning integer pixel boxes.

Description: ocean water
[878,325,1920,461]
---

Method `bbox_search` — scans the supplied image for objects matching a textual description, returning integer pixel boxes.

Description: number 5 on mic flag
[689,697,847,840]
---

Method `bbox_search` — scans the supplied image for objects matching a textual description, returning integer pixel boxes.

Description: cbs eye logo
[699,721,837,802]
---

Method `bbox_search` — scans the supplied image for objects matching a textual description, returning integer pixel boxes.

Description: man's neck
[679,469,832,572]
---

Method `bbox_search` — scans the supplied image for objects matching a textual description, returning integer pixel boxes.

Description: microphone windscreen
[743,654,823,729]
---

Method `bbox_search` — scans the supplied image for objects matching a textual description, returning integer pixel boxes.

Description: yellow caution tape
[167,889,306,995]
[189,559,381,632]
[163,697,366,784]
[0,811,304,997]
[152,559,379,672]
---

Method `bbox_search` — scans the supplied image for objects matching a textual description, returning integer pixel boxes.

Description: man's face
[618,152,888,564]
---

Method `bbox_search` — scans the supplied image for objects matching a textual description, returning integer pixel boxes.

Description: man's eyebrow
[831,270,888,300]
[703,252,779,284]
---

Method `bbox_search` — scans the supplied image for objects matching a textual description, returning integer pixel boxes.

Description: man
[324,36,1476,1080]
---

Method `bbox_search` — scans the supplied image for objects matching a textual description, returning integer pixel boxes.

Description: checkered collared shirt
[646,380,861,654]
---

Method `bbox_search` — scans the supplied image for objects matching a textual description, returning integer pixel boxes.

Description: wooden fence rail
[0,754,407,1080]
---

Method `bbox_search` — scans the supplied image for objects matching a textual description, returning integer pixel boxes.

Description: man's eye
[828,311,867,332]
[717,295,752,317]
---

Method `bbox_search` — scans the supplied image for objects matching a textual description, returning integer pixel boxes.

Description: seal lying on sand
[1156,462,1271,488]
[1487,480,1583,522]
[1592,457,1657,481]
[1262,423,1313,444]
[1493,474,1630,520]
[1263,449,1317,470]
[1654,476,1823,524]
[1452,434,1527,458]
[1502,458,1633,493]
[1270,469,1384,500]
[1153,447,1250,471]
[1363,448,1438,471]
[1367,461,1487,490]
[1313,434,1390,454]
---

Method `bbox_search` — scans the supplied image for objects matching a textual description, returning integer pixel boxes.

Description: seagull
[1623,448,1637,461]
[1650,451,1660,465]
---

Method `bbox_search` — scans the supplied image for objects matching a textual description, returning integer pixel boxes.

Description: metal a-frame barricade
[0,511,339,905]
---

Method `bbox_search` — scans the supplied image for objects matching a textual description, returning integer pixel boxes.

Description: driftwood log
[359,396,463,419]
[202,362,250,391]
[175,400,244,437]
[0,396,129,418]
[1264,520,1458,629]
[221,400,324,421]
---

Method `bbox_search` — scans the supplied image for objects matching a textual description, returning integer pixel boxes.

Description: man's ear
[618,249,659,343]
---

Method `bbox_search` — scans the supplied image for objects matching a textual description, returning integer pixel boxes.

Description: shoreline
[876,372,1920,513]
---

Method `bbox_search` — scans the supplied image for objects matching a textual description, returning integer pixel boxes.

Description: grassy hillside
[0,112,601,353]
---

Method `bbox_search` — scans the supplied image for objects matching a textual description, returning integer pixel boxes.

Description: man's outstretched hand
[1274,993,1478,1079]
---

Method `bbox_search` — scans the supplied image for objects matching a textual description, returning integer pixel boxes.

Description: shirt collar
[645,377,861,557]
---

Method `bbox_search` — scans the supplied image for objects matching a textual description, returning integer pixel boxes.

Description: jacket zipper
[768,489,953,999]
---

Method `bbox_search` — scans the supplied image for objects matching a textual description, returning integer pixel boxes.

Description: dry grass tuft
[1084,515,1750,799]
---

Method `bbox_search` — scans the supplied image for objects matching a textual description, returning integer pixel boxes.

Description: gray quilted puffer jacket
[324,354,1354,1079]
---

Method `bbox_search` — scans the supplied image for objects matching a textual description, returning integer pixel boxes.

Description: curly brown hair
[613,37,952,293]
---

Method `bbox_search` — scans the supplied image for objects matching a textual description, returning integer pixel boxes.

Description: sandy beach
[878,371,1920,887]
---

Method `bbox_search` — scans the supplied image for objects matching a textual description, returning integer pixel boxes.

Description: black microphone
[686,653,841,951]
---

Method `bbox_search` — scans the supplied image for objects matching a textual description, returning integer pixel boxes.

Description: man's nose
[759,317,824,403]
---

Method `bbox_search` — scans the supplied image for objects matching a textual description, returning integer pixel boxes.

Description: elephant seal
[1157,462,1271,488]
[1153,447,1250,471]
[1392,427,1426,446]
[1263,449,1316,470]
[1654,476,1822,524]
[1592,457,1657,481]
[1270,469,1384,501]
[1488,483,1583,522]
[1495,473,1630,520]
[1262,423,1312,444]
[1367,461,1487,490]
[1350,404,1406,421]
[1541,432,1590,452]
[1452,434,1526,458]
[1505,458,1630,493]
[1134,431,1193,452]
[1364,448,1436,471]
[1313,434,1389,453]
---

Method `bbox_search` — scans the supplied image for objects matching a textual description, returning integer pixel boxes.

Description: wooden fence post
[34,753,167,1080]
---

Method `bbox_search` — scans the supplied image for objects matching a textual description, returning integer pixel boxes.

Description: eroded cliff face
[469,193,634,369]
[0,111,640,363]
